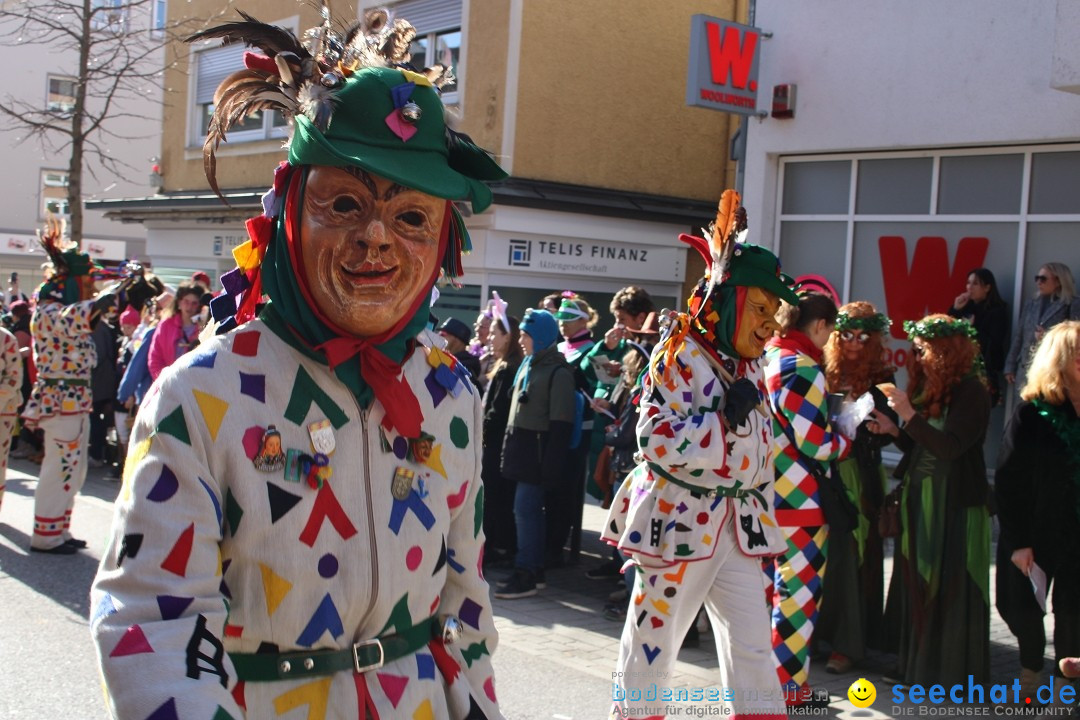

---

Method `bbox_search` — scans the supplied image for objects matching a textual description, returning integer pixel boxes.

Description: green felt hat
[289,67,506,213]
[725,243,799,305]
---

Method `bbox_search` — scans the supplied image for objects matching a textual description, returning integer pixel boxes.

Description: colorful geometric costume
[603,200,799,719]
[24,298,96,550]
[603,333,789,715]
[763,331,850,698]
[0,326,23,511]
[91,319,498,718]
[90,8,508,718]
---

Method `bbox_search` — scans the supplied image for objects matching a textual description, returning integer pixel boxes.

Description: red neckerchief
[282,173,451,439]
[775,329,824,364]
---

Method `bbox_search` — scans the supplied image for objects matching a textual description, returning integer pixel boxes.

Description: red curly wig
[824,301,895,396]
[907,314,986,419]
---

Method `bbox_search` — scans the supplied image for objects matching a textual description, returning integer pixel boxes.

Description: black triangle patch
[117,533,144,567]
[266,483,302,524]
[432,536,447,575]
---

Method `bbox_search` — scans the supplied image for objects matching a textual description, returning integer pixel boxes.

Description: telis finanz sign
[686,14,763,115]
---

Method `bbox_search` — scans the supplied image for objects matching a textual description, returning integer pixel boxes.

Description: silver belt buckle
[352,639,384,673]
[440,615,462,645]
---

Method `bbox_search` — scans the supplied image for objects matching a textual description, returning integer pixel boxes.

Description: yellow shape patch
[232,240,261,272]
[121,435,153,504]
[413,699,434,720]
[273,677,332,720]
[192,389,229,442]
[423,444,447,479]
[259,562,293,617]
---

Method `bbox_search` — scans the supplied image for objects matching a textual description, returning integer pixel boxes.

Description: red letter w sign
[686,15,762,115]
[879,235,989,339]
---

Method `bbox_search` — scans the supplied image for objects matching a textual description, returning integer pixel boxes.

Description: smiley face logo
[848,678,876,708]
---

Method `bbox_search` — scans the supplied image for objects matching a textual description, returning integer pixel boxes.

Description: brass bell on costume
[401,101,421,122]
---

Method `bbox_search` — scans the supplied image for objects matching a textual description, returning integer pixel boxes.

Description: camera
[8,272,16,283]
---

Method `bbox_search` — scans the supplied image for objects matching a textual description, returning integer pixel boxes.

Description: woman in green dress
[816,302,896,674]
[868,313,992,687]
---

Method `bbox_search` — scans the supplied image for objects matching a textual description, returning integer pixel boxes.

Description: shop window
[937,154,1023,214]
[778,221,847,293]
[855,158,932,215]
[1029,151,1080,214]
[47,76,76,114]
[781,161,850,215]
[41,169,70,217]
[150,0,166,37]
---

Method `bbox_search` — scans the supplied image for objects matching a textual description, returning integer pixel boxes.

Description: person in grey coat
[1005,261,1080,400]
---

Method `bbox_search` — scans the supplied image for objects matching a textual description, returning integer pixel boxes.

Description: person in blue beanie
[496,309,577,598]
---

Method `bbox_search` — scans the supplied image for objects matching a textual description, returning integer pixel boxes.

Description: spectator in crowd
[191,270,212,289]
[539,292,562,314]
[602,224,798,718]
[950,268,1009,405]
[147,280,204,380]
[88,298,118,468]
[110,304,141,478]
[0,323,22,511]
[582,286,656,505]
[117,299,162,417]
[436,316,481,383]
[7,271,28,307]
[764,292,850,708]
[5,299,34,459]
[816,302,896,674]
[481,296,522,569]
[549,292,599,566]
[91,12,507,717]
[1006,262,1080,401]
[496,308,576,599]
[869,314,992,687]
[995,321,1080,703]
[470,301,494,391]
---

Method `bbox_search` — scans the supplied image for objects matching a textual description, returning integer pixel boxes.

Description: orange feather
[711,189,741,255]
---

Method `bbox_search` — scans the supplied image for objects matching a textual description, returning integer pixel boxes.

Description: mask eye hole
[333,196,362,213]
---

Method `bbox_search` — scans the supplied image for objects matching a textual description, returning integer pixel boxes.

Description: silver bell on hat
[401,101,422,123]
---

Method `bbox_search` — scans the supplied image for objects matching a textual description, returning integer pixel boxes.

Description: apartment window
[47,76,76,114]
[90,0,128,32]
[151,0,166,37]
[389,0,462,102]
[192,43,288,145]
[41,170,70,217]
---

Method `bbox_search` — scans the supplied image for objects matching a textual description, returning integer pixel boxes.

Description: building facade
[743,0,1080,462]
[0,2,162,293]
[91,0,753,324]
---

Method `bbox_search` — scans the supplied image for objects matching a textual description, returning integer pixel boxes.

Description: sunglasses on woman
[840,330,871,343]
[1035,274,1052,283]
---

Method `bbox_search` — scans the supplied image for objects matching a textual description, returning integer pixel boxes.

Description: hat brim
[291,117,496,213]
[740,269,800,306]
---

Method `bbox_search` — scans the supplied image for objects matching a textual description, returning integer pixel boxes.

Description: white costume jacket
[603,335,786,564]
[91,318,502,720]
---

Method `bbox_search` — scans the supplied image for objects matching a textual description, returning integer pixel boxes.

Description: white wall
[743,0,1080,246]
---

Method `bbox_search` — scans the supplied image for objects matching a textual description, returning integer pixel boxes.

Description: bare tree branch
[0,0,234,246]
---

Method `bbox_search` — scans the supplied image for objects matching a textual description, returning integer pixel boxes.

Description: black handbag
[812,461,859,535]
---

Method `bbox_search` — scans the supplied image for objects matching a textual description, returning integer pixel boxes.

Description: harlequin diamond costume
[602,192,798,720]
[25,220,118,553]
[91,10,507,719]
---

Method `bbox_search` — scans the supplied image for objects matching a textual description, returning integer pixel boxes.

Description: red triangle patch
[110,624,154,657]
[376,672,409,708]
[161,523,195,577]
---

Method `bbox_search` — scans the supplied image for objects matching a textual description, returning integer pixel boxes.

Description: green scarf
[259,167,432,418]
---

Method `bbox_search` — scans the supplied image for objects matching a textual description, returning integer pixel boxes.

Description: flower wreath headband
[903,316,978,341]
[835,311,891,334]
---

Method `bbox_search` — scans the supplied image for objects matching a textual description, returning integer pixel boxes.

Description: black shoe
[535,569,546,589]
[494,569,537,599]
[30,543,78,555]
[65,538,88,549]
[585,560,622,581]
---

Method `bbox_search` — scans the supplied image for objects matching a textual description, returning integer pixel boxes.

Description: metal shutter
[194,44,247,105]
[390,0,461,35]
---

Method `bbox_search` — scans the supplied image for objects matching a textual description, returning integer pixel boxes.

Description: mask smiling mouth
[341,261,396,284]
